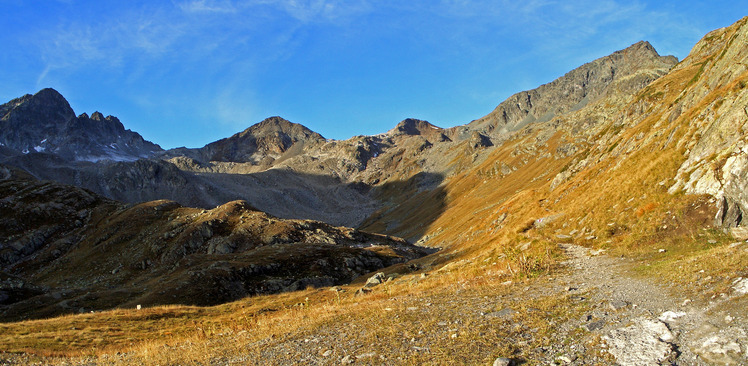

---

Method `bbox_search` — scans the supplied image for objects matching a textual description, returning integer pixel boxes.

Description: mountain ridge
[1,17,748,365]
[0,88,162,162]
[0,39,681,229]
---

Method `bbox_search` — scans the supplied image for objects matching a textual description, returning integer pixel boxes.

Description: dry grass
[4,17,748,365]
[0,264,588,365]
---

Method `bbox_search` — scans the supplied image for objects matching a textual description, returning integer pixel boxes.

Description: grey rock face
[666,18,748,228]
[468,41,677,138]
[0,88,162,162]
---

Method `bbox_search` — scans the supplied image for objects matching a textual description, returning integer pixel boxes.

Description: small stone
[364,272,386,288]
[730,226,748,240]
[492,357,513,366]
[695,334,743,364]
[658,311,686,322]
[583,319,606,331]
[707,239,717,244]
[557,355,573,363]
[484,308,516,319]
[609,300,628,310]
[604,318,675,364]
[341,355,354,364]
[725,315,734,323]
[732,277,748,294]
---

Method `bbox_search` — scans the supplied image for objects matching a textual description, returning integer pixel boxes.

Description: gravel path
[554,244,747,366]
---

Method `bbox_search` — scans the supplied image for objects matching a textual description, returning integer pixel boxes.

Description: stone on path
[492,357,513,366]
[603,317,675,366]
[658,311,686,323]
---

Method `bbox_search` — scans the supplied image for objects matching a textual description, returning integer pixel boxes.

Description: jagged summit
[0,88,162,162]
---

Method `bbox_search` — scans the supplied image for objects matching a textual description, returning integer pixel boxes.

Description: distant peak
[388,118,442,136]
[5,88,76,120]
[616,40,678,63]
[35,88,65,100]
[28,88,71,108]
[237,116,325,140]
[254,116,295,128]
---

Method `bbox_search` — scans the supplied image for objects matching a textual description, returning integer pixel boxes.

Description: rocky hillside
[1,15,748,366]
[0,165,432,321]
[0,88,162,162]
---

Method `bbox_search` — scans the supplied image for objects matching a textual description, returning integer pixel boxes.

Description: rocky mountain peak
[188,116,325,164]
[468,41,678,137]
[0,89,161,161]
[243,116,323,139]
[24,88,73,114]
[388,118,442,136]
[1,88,75,126]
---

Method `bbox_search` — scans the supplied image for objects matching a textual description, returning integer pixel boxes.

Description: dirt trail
[555,244,747,366]
[231,244,747,365]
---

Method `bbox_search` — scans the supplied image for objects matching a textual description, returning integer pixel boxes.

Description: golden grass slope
[2,16,748,365]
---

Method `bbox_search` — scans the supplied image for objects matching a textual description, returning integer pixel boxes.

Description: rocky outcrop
[0,88,162,162]
[665,17,748,228]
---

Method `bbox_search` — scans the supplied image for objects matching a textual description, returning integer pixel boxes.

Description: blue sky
[1,1,745,149]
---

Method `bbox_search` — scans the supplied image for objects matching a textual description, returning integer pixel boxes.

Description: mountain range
[1,15,748,365]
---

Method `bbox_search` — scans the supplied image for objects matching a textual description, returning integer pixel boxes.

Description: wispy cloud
[34,0,373,85]
[177,0,237,13]
[245,0,371,23]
